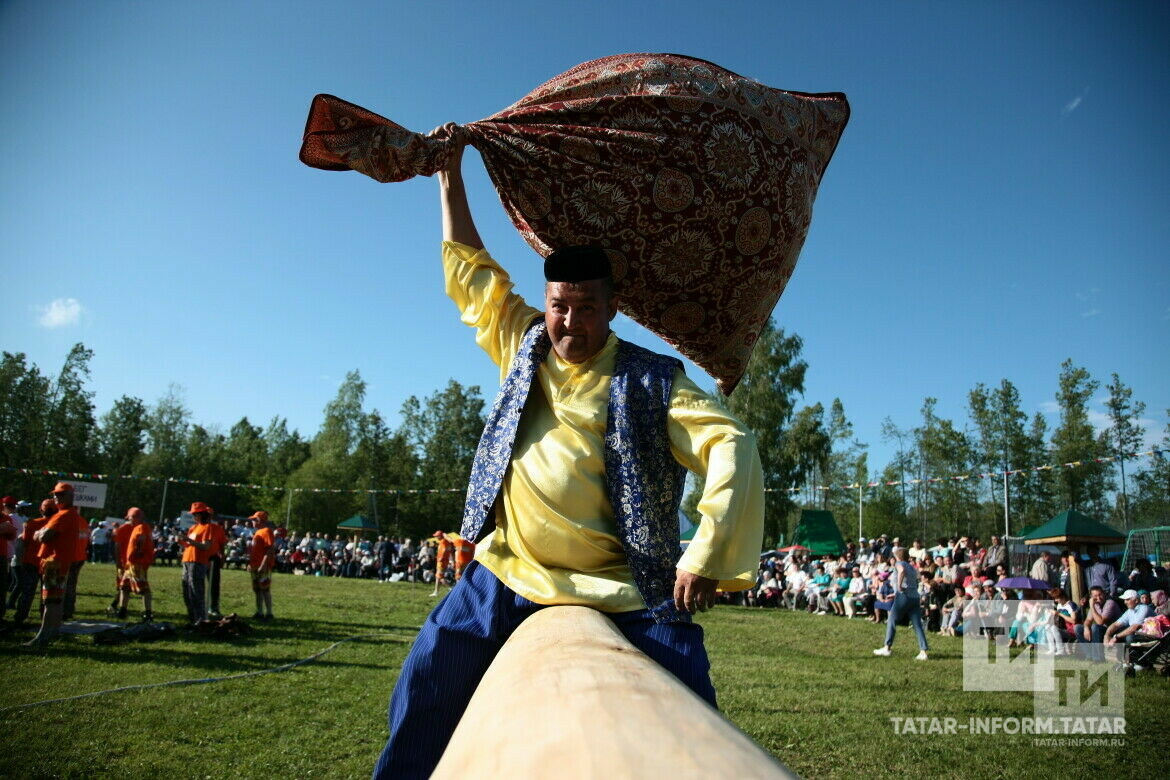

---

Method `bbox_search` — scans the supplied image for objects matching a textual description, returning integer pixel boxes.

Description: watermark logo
[1035,663,1125,722]
[960,598,1126,737]
[962,599,1054,691]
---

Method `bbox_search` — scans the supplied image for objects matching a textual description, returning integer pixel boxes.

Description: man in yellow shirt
[373,135,764,778]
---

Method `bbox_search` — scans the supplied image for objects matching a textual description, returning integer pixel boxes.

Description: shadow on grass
[0,620,416,673]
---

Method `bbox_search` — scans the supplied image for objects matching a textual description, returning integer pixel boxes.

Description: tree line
[2,335,1166,544]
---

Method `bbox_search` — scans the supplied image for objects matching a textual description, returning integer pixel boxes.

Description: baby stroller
[1123,631,1170,677]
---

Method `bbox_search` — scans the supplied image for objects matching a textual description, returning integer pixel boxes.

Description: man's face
[544,279,616,364]
[53,490,73,508]
[1091,589,1105,605]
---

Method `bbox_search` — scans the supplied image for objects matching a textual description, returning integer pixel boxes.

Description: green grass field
[3,563,1165,779]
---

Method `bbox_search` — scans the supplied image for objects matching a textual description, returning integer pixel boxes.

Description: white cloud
[1061,87,1089,118]
[37,298,82,328]
[1090,410,1163,452]
[1080,307,1101,318]
[1038,401,1060,415]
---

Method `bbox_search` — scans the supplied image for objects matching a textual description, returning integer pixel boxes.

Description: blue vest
[461,317,689,624]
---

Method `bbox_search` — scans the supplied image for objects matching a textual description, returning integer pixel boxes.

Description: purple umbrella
[995,577,1053,591]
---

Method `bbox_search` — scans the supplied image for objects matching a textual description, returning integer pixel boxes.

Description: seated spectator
[844,570,867,619]
[941,585,968,636]
[936,555,957,585]
[1154,588,1170,618]
[361,550,378,578]
[1078,586,1120,661]
[919,571,944,632]
[829,571,850,616]
[871,572,894,624]
[810,565,832,614]
[757,570,781,608]
[1008,588,1049,649]
[991,563,1009,585]
[1046,587,1080,655]
[782,567,807,611]
[1104,589,1153,648]
[960,564,984,590]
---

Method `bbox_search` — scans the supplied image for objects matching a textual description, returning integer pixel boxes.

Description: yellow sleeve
[667,370,765,592]
[442,241,541,378]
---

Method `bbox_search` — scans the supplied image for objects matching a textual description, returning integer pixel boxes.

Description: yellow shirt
[444,241,764,612]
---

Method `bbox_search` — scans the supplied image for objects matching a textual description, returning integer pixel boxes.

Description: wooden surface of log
[433,606,796,779]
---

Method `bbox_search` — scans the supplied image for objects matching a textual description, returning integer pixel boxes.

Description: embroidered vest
[461,317,689,624]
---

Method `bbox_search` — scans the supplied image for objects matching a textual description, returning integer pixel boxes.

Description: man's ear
[607,296,619,322]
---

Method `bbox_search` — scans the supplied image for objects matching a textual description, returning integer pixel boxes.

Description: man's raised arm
[436,124,483,250]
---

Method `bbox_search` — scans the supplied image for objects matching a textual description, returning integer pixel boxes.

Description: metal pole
[1119,455,1130,532]
[158,479,170,525]
[1002,469,1010,538]
[286,487,294,527]
[857,482,863,541]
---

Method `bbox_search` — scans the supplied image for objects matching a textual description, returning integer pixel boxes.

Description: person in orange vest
[179,502,215,625]
[430,531,455,597]
[108,514,136,618]
[12,498,55,627]
[453,534,475,582]
[248,511,276,621]
[110,508,149,620]
[205,507,227,619]
[0,506,15,625]
[61,507,91,621]
[26,483,87,649]
[123,508,155,622]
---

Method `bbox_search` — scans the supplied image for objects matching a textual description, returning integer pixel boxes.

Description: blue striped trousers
[373,561,716,779]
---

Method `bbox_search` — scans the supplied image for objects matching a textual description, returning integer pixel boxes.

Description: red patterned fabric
[300,54,848,393]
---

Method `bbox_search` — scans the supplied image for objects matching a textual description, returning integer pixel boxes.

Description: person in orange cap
[180,502,215,625]
[247,511,276,621]
[452,533,475,582]
[61,494,92,621]
[121,507,155,622]
[108,513,136,618]
[110,508,151,620]
[11,498,54,627]
[26,483,87,648]
[205,506,227,619]
[429,531,454,597]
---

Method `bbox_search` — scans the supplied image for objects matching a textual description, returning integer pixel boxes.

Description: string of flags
[3,448,1163,497]
[0,466,461,496]
[763,449,1165,494]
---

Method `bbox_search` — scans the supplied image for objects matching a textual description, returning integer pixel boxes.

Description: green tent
[791,510,846,557]
[1022,509,1124,546]
[337,514,379,533]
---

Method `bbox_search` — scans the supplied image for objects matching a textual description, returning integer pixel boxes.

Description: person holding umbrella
[873,548,929,660]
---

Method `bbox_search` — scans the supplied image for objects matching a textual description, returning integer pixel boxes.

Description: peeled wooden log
[432,606,795,779]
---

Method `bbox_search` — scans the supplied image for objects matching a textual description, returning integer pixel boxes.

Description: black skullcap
[544,245,611,283]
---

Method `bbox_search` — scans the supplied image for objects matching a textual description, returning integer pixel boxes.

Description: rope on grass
[3,630,413,712]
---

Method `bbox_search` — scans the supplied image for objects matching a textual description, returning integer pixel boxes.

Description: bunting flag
[3,448,1163,497]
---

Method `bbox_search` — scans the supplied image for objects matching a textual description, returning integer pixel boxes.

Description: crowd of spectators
[85,516,446,582]
[739,533,1170,667]
[83,516,448,584]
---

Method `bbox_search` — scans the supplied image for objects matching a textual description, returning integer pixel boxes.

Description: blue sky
[3,1,1167,484]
